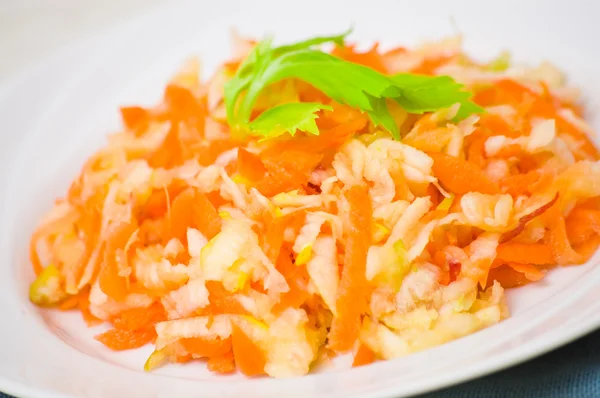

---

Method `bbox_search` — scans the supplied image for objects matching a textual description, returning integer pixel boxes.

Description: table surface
[1,1,599,397]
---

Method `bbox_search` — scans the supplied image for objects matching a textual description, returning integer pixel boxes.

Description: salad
[28,30,600,378]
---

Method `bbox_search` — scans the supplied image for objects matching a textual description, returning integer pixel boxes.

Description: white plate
[1,1,600,397]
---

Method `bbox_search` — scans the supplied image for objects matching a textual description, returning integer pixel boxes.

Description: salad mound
[28,30,600,377]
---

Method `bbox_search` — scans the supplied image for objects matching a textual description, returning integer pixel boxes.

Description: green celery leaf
[452,99,485,121]
[391,73,484,118]
[225,29,352,131]
[238,49,401,123]
[224,30,484,141]
[224,38,275,129]
[274,27,353,55]
[367,97,400,140]
[249,102,333,139]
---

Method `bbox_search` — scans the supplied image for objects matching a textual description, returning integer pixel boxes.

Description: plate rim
[2,2,600,397]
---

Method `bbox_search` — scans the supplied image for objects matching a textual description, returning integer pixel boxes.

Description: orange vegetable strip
[180,337,232,358]
[466,132,488,168]
[58,295,80,311]
[79,295,102,327]
[29,233,45,276]
[487,265,532,289]
[196,281,250,316]
[352,343,376,367]
[120,106,149,133]
[195,139,238,167]
[255,150,323,197]
[500,171,542,196]
[237,148,267,181]
[573,235,600,262]
[478,114,521,138]
[95,326,156,351]
[111,302,166,331]
[565,207,600,246]
[411,55,454,75]
[331,43,387,73]
[163,83,206,124]
[496,242,554,265]
[506,263,545,282]
[98,221,137,301]
[547,216,584,266]
[329,185,372,352]
[140,179,187,219]
[263,217,286,264]
[148,123,183,169]
[66,208,101,291]
[495,144,523,159]
[429,152,500,195]
[192,191,222,240]
[168,188,196,243]
[232,324,266,376]
[207,351,236,374]
[272,248,311,314]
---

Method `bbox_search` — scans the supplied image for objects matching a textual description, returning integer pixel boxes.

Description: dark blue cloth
[2,329,599,397]
[420,329,600,398]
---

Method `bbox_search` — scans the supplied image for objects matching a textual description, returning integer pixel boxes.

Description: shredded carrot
[168,188,197,243]
[95,326,156,351]
[500,170,547,197]
[272,248,311,314]
[148,124,184,169]
[120,106,150,134]
[546,216,584,265]
[332,43,388,73]
[98,221,137,301]
[180,337,232,358]
[496,242,554,265]
[140,180,187,219]
[475,79,535,108]
[29,233,45,277]
[411,55,454,75]
[329,186,372,352]
[487,265,532,288]
[237,148,267,181]
[207,351,236,374]
[506,262,545,282]
[232,324,266,376]
[58,294,80,311]
[574,235,600,262]
[478,114,521,138]
[78,292,102,326]
[429,152,500,195]
[495,144,523,159]
[111,302,166,331]
[197,281,250,316]
[565,207,600,246]
[352,343,376,367]
[403,127,454,153]
[192,191,222,239]
[263,216,286,264]
[163,84,206,129]
[253,150,323,196]
[465,131,488,168]
[60,287,92,311]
